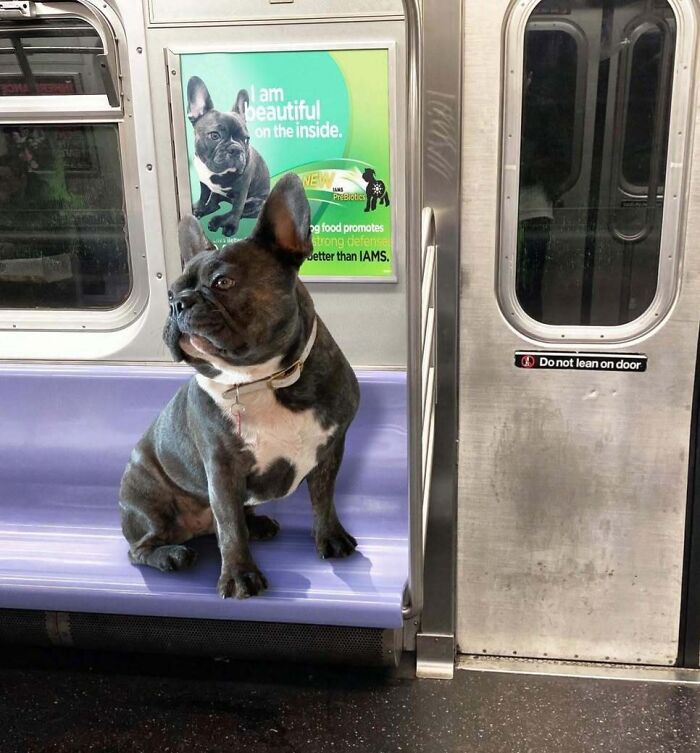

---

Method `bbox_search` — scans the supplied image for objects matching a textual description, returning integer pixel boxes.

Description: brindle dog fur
[119,174,359,598]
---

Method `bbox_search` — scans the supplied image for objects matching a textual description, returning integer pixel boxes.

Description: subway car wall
[3,0,700,678]
[0,0,436,671]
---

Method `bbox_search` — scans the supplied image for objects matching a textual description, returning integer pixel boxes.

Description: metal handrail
[0,46,103,53]
[0,24,98,36]
[402,0,424,620]
[420,207,437,560]
[421,206,435,269]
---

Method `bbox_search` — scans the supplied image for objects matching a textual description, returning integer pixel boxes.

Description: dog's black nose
[170,290,198,316]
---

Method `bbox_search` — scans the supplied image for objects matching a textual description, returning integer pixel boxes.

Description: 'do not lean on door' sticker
[177,48,395,281]
[515,352,648,372]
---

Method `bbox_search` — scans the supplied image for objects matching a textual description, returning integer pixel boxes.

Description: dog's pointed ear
[233,89,249,119]
[179,215,215,267]
[252,173,312,267]
[187,76,213,124]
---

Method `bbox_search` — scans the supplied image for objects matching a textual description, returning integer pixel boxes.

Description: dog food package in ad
[174,48,395,281]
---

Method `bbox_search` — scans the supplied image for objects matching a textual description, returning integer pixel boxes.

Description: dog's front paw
[315,525,358,559]
[208,215,239,236]
[219,220,240,237]
[218,564,268,599]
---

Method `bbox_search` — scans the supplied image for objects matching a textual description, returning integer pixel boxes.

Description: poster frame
[166,40,399,283]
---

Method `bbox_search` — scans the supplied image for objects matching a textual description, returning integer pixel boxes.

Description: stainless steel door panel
[458,0,700,664]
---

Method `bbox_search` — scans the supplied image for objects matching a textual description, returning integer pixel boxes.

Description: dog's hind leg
[382,194,390,207]
[120,466,198,573]
[121,502,198,572]
[307,433,357,559]
[242,195,266,218]
[245,508,280,540]
[132,542,198,572]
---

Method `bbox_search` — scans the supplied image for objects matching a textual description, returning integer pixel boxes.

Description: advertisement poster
[178,48,395,280]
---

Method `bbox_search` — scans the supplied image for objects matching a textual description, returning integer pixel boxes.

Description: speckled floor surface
[0,647,699,753]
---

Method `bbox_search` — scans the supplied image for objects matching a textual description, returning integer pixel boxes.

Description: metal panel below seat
[0,609,401,666]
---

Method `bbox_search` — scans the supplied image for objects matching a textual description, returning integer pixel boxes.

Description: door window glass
[515,0,676,326]
[622,25,670,189]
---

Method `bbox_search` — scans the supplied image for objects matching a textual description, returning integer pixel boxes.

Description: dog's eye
[212,276,234,291]
[167,290,174,301]
[208,132,221,141]
[244,136,250,145]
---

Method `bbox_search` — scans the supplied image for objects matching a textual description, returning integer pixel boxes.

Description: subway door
[458,0,700,664]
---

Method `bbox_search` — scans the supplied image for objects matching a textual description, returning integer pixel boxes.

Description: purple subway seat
[0,365,408,628]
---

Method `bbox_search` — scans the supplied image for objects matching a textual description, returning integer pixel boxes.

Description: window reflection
[0,124,130,310]
[517,28,579,321]
[515,0,676,326]
[0,18,106,96]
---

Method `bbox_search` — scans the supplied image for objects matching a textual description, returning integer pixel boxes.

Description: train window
[501,0,690,341]
[0,2,135,320]
[0,17,107,97]
[0,124,129,309]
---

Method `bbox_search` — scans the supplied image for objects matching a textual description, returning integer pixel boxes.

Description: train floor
[0,646,699,753]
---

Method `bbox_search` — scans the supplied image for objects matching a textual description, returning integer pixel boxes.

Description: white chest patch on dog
[196,370,336,505]
[194,156,238,197]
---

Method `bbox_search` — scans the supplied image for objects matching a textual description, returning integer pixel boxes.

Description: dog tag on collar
[231,386,245,434]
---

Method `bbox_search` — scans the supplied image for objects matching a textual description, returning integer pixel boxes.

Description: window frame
[498,0,696,345]
[0,0,149,332]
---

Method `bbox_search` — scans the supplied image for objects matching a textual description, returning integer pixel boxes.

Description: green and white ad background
[178,48,395,280]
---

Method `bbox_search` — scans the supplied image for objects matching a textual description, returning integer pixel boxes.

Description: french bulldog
[120,174,359,598]
[187,75,271,238]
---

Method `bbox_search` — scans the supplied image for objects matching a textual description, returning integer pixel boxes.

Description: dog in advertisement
[187,75,270,239]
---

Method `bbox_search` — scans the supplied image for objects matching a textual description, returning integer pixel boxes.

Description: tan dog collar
[222,317,318,402]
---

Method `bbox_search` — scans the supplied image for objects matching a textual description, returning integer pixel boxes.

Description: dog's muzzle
[170,290,198,318]
[215,143,246,171]
[170,287,240,336]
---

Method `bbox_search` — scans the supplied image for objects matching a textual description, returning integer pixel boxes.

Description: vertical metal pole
[416,0,463,679]
[402,0,425,620]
